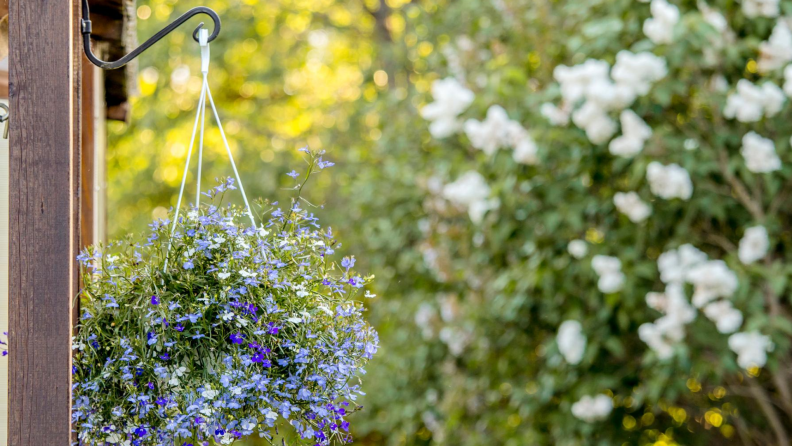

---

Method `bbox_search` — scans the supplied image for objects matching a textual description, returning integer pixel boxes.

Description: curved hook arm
[81,0,221,70]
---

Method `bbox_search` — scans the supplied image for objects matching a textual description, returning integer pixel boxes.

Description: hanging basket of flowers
[71,30,378,446]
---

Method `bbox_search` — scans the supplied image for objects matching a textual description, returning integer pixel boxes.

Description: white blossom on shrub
[420,77,475,138]
[464,105,537,163]
[610,51,668,96]
[646,161,693,200]
[738,225,770,264]
[758,21,792,73]
[568,239,588,259]
[657,244,707,284]
[640,283,696,358]
[686,260,739,308]
[729,331,774,369]
[643,0,679,44]
[540,102,570,126]
[557,320,586,365]
[724,80,784,122]
[591,255,625,293]
[741,131,781,173]
[741,0,779,18]
[571,395,613,422]
[613,191,652,222]
[442,171,499,224]
[571,102,617,144]
[703,300,744,334]
[609,110,652,157]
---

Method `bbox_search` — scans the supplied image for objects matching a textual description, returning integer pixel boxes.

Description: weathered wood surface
[8,0,81,444]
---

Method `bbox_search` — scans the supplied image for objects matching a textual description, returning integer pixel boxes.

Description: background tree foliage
[111,0,792,444]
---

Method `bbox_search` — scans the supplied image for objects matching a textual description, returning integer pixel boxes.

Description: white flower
[465,106,537,163]
[217,271,231,280]
[557,320,586,365]
[568,240,588,259]
[729,331,774,369]
[609,110,652,157]
[759,21,792,73]
[540,102,571,126]
[646,162,693,200]
[658,244,707,284]
[639,284,695,359]
[554,59,611,103]
[442,171,499,224]
[724,80,785,122]
[439,327,471,356]
[643,0,680,44]
[202,388,219,400]
[512,134,539,165]
[703,301,743,333]
[591,255,625,293]
[613,192,652,223]
[611,51,668,97]
[738,225,770,264]
[686,260,739,307]
[639,322,674,359]
[464,105,513,155]
[698,1,728,33]
[571,101,617,144]
[741,132,781,173]
[420,78,475,138]
[571,395,613,422]
[741,0,779,18]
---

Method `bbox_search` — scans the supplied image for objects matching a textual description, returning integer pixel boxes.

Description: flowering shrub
[319,0,792,444]
[72,154,378,446]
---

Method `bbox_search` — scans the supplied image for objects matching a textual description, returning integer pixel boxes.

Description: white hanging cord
[164,76,207,272]
[196,29,210,208]
[164,28,257,272]
[195,73,207,207]
[205,84,257,228]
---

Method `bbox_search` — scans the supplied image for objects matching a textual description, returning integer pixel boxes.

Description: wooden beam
[8,0,80,444]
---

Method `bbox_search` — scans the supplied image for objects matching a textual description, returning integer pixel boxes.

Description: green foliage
[109,0,792,445]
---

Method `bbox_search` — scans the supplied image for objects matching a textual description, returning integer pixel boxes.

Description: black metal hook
[81,0,221,70]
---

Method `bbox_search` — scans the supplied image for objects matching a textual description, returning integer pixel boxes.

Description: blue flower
[183,259,194,270]
[286,170,300,178]
[341,256,355,270]
[134,427,147,437]
[150,295,160,305]
[229,333,245,344]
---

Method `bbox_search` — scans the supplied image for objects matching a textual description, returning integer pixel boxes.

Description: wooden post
[8,0,81,444]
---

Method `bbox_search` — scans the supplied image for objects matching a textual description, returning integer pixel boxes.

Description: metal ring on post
[81,0,221,70]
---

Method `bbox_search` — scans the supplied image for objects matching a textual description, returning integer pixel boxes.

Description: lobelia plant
[72,150,378,446]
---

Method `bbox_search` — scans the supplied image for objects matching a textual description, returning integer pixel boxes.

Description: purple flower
[159,353,170,361]
[147,382,155,390]
[215,429,225,436]
[229,333,245,344]
[150,295,160,305]
[155,397,167,406]
[194,417,205,425]
[252,353,266,363]
[341,256,355,270]
[286,170,300,178]
[174,323,185,332]
[183,260,194,270]
[134,427,147,437]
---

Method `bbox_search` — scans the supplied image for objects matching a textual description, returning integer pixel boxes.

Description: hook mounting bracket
[81,0,221,70]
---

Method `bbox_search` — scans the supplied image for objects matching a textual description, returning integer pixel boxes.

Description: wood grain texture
[9,0,80,444]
